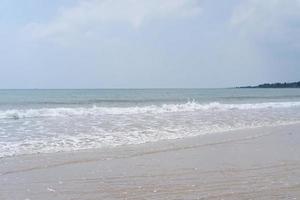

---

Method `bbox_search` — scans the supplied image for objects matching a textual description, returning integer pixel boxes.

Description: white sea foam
[1,120,299,158]
[1,101,300,119]
[1,101,300,158]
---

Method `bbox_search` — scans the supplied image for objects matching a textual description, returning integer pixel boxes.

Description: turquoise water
[1,88,300,157]
[1,88,300,108]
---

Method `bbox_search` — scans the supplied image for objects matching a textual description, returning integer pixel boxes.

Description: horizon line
[0,87,234,90]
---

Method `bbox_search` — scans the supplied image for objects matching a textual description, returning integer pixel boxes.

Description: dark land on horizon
[239,81,300,88]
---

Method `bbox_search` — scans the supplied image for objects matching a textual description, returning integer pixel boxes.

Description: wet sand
[1,124,300,200]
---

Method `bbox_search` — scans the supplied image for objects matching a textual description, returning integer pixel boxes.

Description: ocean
[1,88,300,158]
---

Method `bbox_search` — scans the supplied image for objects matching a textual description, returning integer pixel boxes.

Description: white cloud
[26,0,202,41]
[230,0,300,39]
[228,0,300,81]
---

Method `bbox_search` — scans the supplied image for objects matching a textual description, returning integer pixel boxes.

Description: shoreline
[1,123,300,199]
[2,121,300,159]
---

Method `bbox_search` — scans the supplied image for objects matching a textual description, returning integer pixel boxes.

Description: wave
[1,101,300,120]
[0,98,178,106]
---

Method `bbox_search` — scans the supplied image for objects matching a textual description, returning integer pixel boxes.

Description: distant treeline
[239,81,300,88]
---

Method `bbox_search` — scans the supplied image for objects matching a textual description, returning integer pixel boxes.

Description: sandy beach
[1,123,300,200]
[2,0,300,199]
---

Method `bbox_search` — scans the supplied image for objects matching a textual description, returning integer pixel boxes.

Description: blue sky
[0,0,300,88]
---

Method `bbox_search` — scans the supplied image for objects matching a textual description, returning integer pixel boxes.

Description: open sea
[1,88,300,158]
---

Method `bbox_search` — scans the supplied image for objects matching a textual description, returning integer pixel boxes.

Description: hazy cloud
[231,0,300,40]
[26,0,202,42]
[1,0,299,88]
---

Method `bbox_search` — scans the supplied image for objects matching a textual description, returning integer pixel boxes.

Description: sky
[0,0,300,88]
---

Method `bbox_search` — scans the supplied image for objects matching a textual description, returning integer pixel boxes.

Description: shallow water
[1,88,300,157]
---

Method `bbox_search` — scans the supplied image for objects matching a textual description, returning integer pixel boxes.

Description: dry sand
[1,123,300,200]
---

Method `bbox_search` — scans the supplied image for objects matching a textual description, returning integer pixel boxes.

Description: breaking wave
[1,101,300,120]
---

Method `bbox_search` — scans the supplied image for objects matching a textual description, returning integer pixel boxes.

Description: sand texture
[1,124,300,200]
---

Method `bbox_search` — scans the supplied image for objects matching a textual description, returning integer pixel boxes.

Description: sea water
[1,88,300,157]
